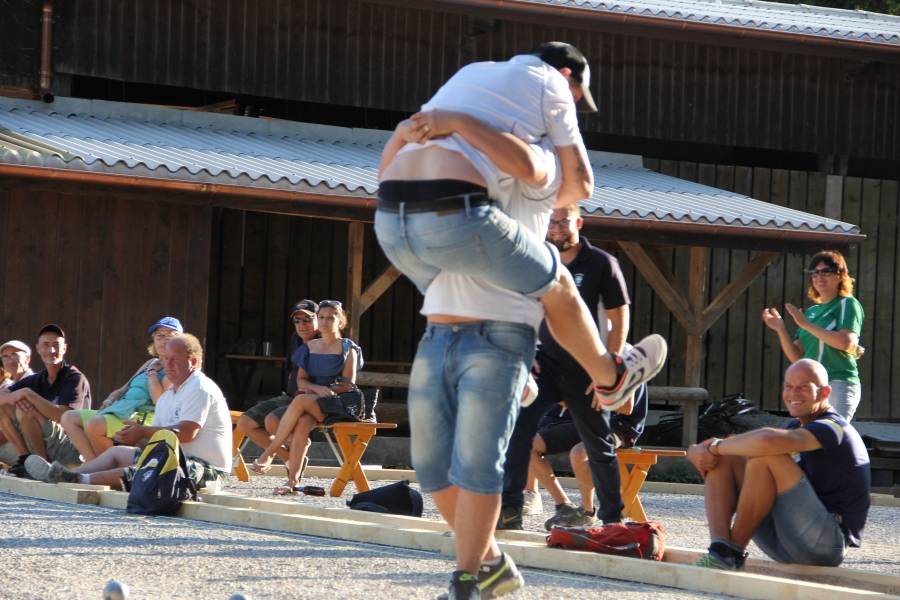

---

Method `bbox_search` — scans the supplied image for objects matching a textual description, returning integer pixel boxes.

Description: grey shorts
[752,474,848,566]
[0,418,82,467]
[243,394,294,428]
[123,448,227,490]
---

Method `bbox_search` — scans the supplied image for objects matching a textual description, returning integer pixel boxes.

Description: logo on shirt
[573,273,584,287]
[174,407,180,420]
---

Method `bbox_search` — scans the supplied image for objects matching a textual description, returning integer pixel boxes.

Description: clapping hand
[783,303,809,328]
[761,307,786,331]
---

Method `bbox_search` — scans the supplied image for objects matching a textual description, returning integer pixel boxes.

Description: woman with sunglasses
[251,301,364,491]
[762,251,865,420]
[59,317,182,461]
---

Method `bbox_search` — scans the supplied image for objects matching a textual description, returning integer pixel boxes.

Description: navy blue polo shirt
[538,239,630,371]
[9,362,91,410]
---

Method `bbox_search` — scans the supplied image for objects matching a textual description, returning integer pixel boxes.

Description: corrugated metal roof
[0,96,859,235]
[524,0,900,46]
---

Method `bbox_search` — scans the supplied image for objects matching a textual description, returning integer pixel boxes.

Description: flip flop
[273,486,297,496]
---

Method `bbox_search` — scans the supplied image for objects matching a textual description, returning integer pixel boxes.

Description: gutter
[365,0,900,63]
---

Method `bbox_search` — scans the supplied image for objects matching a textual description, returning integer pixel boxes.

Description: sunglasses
[293,316,315,324]
[319,300,342,308]
[808,267,838,277]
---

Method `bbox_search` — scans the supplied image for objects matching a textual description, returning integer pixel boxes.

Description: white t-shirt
[398,55,585,206]
[0,368,34,391]
[152,370,232,473]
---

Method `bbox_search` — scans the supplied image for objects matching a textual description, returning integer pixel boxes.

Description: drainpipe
[39,0,54,103]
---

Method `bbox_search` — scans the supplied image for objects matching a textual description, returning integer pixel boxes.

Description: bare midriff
[380,145,487,187]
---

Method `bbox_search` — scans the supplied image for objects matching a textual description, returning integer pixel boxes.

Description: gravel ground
[225,475,900,574]
[0,492,737,600]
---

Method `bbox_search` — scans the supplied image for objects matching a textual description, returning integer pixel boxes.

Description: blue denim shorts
[408,321,537,495]
[827,380,861,422]
[374,203,560,298]
[752,474,848,566]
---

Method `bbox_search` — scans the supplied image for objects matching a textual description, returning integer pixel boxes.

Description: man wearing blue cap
[0,324,90,477]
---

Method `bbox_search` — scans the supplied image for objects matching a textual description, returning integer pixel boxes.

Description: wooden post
[346,221,365,342]
[683,247,707,447]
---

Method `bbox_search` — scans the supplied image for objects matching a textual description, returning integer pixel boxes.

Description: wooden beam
[700,252,778,333]
[683,247,707,447]
[345,221,365,341]
[619,242,695,333]
[360,265,402,313]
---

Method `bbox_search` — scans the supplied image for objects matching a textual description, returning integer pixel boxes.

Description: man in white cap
[0,340,34,390]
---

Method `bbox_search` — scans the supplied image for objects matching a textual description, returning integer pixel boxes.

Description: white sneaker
[521,374,538,407]
[594,334,667,411]
[522,489,543,515]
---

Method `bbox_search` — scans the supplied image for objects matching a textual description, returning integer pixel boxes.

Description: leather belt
[377,192,492,214]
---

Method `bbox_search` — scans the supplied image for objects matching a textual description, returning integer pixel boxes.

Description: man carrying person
[498,204,638,531]
[688,359,869,569]
[523,381,649,530]
[236,300,318,475]
[0,325,90,477]
[25,334,232,492]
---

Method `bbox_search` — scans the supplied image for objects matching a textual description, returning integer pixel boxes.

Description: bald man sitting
[688,359,870,570]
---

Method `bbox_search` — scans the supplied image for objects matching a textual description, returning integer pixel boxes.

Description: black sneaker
[5,462,31,479]
[543,503,577,531]
[495,506,523,531]
[437,554,525,600]
[544,506,596,530]
[445,571,480,600]
[47,461,83,484]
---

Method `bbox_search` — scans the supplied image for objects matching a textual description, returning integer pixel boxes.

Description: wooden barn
[0,0,898,422]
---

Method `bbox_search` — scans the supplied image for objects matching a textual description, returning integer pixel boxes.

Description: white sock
[81,474,90,484]
[483,553,503,567]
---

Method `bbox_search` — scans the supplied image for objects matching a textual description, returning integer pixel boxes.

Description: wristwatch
[709,438,723,456]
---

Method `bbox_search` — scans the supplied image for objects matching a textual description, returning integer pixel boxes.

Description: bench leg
[330,432,373,497]
[231,430,250,483]
[620,461,652,522]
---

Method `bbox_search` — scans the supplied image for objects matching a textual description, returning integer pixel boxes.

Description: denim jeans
[753,475,848,566]
[501,353,625,524]
[828,380,861,422]
[374,203,559,298]
[408,321,536,495]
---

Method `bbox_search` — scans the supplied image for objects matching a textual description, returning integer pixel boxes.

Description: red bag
[546,521,665,561]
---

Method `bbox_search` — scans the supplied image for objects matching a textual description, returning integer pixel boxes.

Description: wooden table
[617,447,687,521]
[226,354,286,409]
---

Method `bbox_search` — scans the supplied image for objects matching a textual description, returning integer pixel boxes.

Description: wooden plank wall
[204,208,426,403]
[628,161,899,418]
[0,187,212,406]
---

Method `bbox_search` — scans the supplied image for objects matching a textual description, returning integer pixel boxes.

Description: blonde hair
[565,203,581,218]
[147,331,181,357]
[807,251,855,303]
[166,333,204,365]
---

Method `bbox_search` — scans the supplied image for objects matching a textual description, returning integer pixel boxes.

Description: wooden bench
[616,448,686,521]
[229,411,397,497]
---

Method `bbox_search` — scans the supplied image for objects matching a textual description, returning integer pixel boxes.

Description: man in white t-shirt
[25,334,232,491]
[376,43,666,414]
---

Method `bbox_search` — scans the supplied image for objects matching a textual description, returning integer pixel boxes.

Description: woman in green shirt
[762,251,864,421]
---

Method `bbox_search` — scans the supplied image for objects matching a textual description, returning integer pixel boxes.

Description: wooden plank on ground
[0,475,101,505]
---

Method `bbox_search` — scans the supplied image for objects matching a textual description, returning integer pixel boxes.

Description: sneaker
[24,455,51,482]
[521,490,543,515]
[521,374,538,407]
[5,462,30,478]
[444,571,480,600]
[594,334,667,411]
[544,506,596,530]
[734,552,749,572]
[692,552,736,571]
[47,461,83,484]
[437,555,525,600]
[542,503,577,530]
[495,506,523,531]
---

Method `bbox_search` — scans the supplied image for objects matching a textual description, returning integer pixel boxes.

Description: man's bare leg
[238,415,289,464]
[570,443,595,512]
[702,454,746,542]
[529,438,570,506]
[432,486,502,574]
[730,454,804,547]
[0,405,28,456]
[74,445,136,474]
[16,410,47,459]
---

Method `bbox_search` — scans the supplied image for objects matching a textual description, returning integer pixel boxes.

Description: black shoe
[544,506,596,530]
[445,571,480,600]
[437,553,525,600]
[5,462,30,479]
[495,506,523,531]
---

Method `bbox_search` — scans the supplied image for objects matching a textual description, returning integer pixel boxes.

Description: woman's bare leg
[85,416,114,458]
[286,413,320,487]
[256,394,319,468]
[60,411,96,461]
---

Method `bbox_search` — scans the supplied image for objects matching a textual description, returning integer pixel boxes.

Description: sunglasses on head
[293,316,315,324]
[319,300,342,308]
[808,267,838,277]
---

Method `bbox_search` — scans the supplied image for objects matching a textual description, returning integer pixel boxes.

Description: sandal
[273,486,297,496]
[250,457,273,474]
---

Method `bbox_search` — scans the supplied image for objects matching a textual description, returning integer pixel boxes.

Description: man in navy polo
[498,203,633,530]
[0,324,90,476]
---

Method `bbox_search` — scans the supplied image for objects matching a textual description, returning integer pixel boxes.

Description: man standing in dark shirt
[0,324,90,476]
[236,300,318,469]
[689,358,869,569]
[498,203,633,529]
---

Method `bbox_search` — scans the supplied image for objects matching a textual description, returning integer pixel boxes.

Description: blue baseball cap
[148,317,184,334]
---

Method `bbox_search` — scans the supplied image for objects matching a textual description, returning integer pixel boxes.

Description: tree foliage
[774,0,900,16]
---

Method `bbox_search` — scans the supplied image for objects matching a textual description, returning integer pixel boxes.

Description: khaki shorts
[0,418,82,467]
[243,394,293,428]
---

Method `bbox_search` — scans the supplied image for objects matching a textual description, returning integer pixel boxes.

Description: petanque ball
[228,595,252,600]
[102,581,130,600]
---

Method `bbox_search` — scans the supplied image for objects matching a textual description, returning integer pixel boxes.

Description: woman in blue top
[252,301,362,489]
[60,318,182,461]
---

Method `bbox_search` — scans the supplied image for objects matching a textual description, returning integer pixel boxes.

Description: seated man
[26,334,232,491]
[527,381,648,530]
[236,300,318,474]
[0,325,90,477]
[688,359,870,569]
[0,340,35,390]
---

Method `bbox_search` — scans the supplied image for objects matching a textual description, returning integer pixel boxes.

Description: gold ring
[423,125,430,133]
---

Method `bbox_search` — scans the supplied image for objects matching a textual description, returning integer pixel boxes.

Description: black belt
[377,193,492,214]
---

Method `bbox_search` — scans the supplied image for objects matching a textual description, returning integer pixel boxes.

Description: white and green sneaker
[437,554,525,600]
[692,552,736,571]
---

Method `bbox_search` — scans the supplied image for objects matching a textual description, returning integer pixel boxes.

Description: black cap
[290,300,319,317]
[531,42,597,113]
[38,323,66,339]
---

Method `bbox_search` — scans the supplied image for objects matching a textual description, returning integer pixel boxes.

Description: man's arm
[114,420,201,446]
[715,427,822,456]
[605,305,630,356]
[554,143,593,208]
[0,388,71,422]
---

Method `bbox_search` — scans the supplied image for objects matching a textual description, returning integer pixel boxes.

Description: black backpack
[125,430,197,515]
[347,480,423,517]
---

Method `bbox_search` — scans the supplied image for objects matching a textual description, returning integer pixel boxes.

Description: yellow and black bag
[126,430,197,515]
